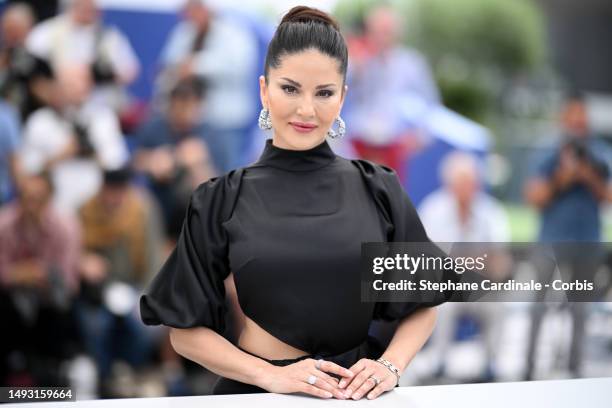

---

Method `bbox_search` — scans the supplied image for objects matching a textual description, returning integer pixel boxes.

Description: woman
[140,6,450,400]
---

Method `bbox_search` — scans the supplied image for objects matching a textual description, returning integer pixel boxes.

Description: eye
[281,85,298,95]
[317,90,334,98]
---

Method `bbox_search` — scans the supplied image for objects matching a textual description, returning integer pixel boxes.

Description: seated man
[20,64,129,213]
[76,167,164,389]
[418,151,511,381]
[0,171,81,386]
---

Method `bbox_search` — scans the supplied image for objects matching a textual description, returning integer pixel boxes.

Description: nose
[296,95,315,118]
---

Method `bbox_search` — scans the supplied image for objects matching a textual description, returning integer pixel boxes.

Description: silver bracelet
[375,358,401,385]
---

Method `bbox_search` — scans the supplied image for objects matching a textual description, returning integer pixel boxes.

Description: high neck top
[255,139,336,172]
[140,141,452,361]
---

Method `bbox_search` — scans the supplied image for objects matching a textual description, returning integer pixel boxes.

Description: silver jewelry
[327,116,346,139]
[315,359,324,370]
[307,374,317,385]
[375,358,400,384]
[369,375,381,386]
[258,108,272,130]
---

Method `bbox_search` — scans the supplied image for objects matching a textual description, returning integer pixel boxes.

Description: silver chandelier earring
[327,116,346,139]
[258,108,272,130]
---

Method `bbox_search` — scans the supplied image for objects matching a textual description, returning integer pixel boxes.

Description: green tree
[334,0,547,123]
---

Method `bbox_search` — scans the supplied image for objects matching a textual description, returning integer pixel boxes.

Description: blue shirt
[537,138,610,242]
[343,46,440,146]
[0,102,20,204]
[135,115,228,172]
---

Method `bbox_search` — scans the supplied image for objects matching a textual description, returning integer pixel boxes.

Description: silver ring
[369,375,381,386]
[315,359,324,370]
[307,375,317,385]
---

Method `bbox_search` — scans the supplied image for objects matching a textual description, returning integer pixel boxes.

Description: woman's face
[260,48,347,150]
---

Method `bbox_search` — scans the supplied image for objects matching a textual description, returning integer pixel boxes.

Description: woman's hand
[338,358,398,400]
[259,358,354,399]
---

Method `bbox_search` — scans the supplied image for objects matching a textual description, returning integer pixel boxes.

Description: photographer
[25,0,140,112]
[134,76,218,241]
[20,63,128,212]
[525,93,610,235]
[523,91,611,380]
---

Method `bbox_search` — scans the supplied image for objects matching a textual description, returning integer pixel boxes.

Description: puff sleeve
[352,160,458,321]
[139,170,243,333]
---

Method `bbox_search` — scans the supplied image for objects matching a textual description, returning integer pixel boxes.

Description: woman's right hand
[258,358,354,399]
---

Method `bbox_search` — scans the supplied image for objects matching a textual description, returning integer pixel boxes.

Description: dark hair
[170,76,207,100]
[103,166,133,186]
[264,6,348,84]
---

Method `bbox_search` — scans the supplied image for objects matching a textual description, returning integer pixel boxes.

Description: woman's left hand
[337,358,397,400]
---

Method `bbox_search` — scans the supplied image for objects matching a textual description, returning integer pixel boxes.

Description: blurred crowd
[0,0,258,397]
[0,0,611,399]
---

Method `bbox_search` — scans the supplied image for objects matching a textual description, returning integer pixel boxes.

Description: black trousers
[0,288,81,386]
[212,336,384,395]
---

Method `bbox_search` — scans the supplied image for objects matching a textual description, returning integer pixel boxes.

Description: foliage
[334,0,547,123]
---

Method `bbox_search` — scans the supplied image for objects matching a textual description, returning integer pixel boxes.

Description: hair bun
[280,5,340,31]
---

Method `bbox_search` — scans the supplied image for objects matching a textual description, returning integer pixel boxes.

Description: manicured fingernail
[325,391,332,398]
[352,393,361,400]
[368,393,374,399]
[339,380,346,388]
[346,370,354,376]
[345,390,352,398]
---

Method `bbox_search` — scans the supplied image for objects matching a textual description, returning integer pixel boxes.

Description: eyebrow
[280,77,337,89]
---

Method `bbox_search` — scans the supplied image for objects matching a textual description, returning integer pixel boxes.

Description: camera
[71,121,96,158]
[91,57,116,84]
[564,138,608,177]
[566,139,589,161]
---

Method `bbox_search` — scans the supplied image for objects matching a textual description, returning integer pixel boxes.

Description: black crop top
[140,139,451,356]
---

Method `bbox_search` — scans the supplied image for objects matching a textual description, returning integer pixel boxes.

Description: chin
[283,132,326,151]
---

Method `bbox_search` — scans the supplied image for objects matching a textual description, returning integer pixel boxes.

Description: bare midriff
[238,316,310,360]
[225,273,309,360]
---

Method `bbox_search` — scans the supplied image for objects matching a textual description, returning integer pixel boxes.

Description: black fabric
[140,139,450,356]
[139,169,243,332]
[353,159,456,319]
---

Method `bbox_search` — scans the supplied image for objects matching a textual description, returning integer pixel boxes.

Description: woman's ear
[259,75,268,108]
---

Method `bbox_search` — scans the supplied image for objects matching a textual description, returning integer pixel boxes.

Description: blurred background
[0,0,611,399]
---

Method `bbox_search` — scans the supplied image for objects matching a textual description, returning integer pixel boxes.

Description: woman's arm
[169,325,271,387]
[169,326,351,399]
[380,306,438,373]
[169,270,267,386]
[168,275,352,398]
[340,307,438,400]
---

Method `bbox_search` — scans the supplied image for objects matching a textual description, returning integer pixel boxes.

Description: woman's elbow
[168,327,188,355]
[168,326,216,356]
[168,328,179,349]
